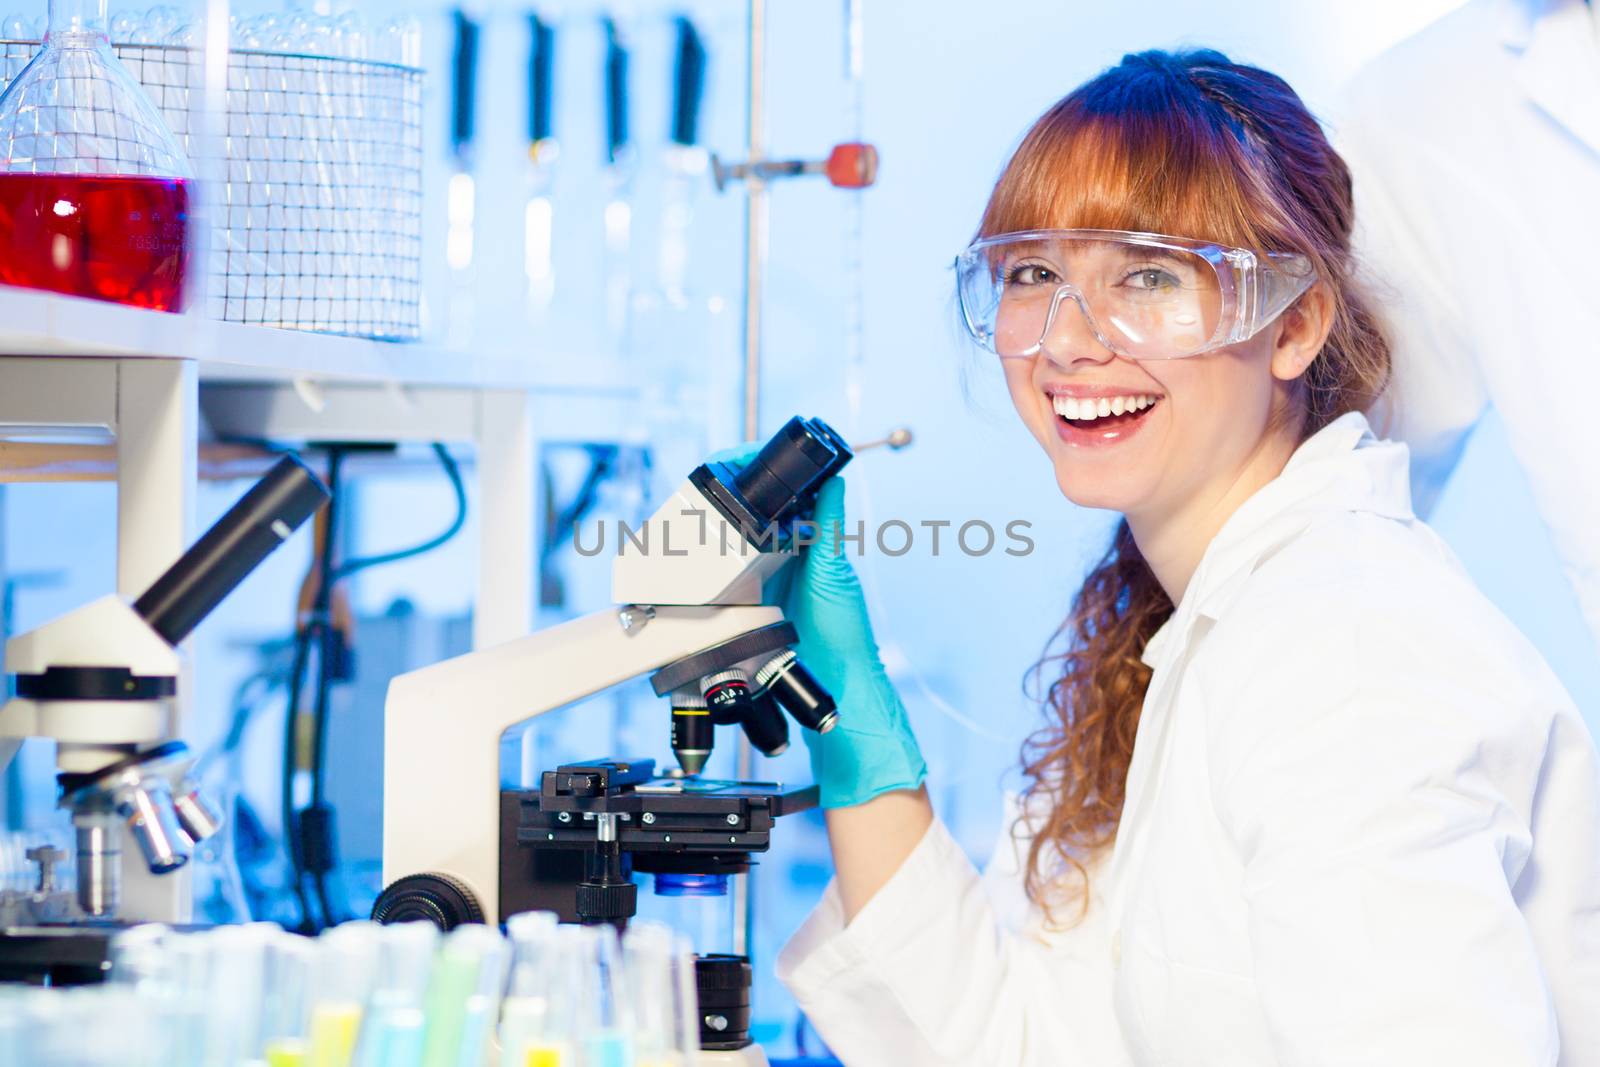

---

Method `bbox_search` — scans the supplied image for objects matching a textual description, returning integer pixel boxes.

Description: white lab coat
[1336,0,1600,650]
[777,413,1600,1065]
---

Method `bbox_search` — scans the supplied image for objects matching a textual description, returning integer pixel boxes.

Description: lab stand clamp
[0,456,329,948]
[711,141,879,192]
[376,415,854,1063]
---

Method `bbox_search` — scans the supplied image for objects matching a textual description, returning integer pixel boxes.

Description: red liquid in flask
[0,173,190,312]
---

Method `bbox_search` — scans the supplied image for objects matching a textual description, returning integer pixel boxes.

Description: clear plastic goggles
[954,229,1315,360]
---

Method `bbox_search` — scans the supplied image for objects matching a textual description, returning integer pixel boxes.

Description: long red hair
[977,49,1391,919]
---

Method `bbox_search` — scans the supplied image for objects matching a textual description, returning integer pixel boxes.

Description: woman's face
[1001,283,1304,529]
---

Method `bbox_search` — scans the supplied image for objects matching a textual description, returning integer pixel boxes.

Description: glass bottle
[0,0,192,310]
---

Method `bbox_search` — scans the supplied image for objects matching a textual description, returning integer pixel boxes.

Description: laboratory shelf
[0,284,644,711]
[0,285,634,392]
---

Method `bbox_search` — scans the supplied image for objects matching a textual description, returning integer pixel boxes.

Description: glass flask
[0,0,192,310]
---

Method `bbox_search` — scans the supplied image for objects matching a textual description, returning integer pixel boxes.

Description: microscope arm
[382,602,784,922]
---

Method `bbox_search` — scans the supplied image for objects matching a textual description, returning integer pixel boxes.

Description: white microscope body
[381,416,853,1066]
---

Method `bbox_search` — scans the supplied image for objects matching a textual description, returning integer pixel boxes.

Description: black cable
[311,443,467,929]
[330,444,466,583]
[307,447,347,929]
[282,448,343,932]
[281,605,317,931]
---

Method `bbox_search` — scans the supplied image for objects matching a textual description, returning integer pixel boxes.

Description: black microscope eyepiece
[691,416,852,545]
[731,416,851,526]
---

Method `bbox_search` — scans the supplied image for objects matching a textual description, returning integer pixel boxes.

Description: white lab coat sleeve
[1334,108,1487,518]
[1204,562,1560,1066]
[776,815,1125,1067]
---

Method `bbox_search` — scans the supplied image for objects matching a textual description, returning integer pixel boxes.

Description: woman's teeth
[1050,394,1159,421]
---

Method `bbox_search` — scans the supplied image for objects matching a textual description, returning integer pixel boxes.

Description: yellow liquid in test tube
[266,1039,308,1067]
[523,1048,565,1067]
[309,1003,363,1067]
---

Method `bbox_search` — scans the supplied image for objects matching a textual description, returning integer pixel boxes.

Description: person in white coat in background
[1337,0,1600,650]
[732,48,1600,1066]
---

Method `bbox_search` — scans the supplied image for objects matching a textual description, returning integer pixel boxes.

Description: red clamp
[712,142,880,192]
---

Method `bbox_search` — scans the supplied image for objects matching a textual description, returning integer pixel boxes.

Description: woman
[762,50,1600,1065]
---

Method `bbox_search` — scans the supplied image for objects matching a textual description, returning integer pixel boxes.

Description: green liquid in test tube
[419,924,510,1067]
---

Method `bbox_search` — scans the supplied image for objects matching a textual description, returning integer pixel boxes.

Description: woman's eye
[1122,267,1182,291]
[1006,263,1059,287]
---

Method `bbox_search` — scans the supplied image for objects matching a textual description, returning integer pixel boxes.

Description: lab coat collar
[1139,411,1412,668]
[1505,0,1600,158]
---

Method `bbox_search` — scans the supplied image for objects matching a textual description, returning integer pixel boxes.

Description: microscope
[0,456,328,980]
[375,415,853,1064]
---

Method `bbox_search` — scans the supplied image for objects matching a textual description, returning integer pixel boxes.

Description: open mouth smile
[1046,390,1162,446]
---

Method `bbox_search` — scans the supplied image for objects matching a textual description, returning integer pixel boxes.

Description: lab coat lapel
[1511,0,1600,160]
[1102,413,1406,922]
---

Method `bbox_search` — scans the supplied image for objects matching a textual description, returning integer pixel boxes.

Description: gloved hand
[708,444,927,809]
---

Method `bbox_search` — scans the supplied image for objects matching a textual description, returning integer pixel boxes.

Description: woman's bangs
[980,108,1264,250]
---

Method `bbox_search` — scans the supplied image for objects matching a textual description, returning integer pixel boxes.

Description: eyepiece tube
[133,455,329,647]
[731,416,851,526]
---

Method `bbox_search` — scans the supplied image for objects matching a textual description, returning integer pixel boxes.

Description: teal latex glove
[708,444,927,808]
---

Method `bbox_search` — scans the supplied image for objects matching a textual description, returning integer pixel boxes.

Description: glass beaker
[0,0,192,309]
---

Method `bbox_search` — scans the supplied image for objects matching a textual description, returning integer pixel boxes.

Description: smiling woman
[768,45,1600,1067]
[961,47,1397,904]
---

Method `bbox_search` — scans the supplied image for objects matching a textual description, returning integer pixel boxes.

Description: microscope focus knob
[575,879,638,925]
[371,872,484,930]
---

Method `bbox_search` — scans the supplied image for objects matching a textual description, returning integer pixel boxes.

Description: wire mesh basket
[2,40,423,340]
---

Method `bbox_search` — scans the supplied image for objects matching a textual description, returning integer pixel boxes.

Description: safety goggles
[954,229,1315,361]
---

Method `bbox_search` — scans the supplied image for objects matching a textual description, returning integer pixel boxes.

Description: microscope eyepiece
[133,454,329,647]
[732,417,845,524]
[726,416,853,527]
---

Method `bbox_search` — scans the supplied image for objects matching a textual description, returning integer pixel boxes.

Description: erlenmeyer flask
[0,0,192,310]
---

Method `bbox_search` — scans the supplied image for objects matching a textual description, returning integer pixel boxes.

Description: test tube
[418,924,510,1067]
[261,930,317,1067]
[623,920,691,1067]
[307,921,383,1067]
[499,911,573,1067]
[668,935,700,1065]
[574,923,635,1067]
[155,927,213,1067]
[200,924,277,1066]
[351,921,439,1067]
